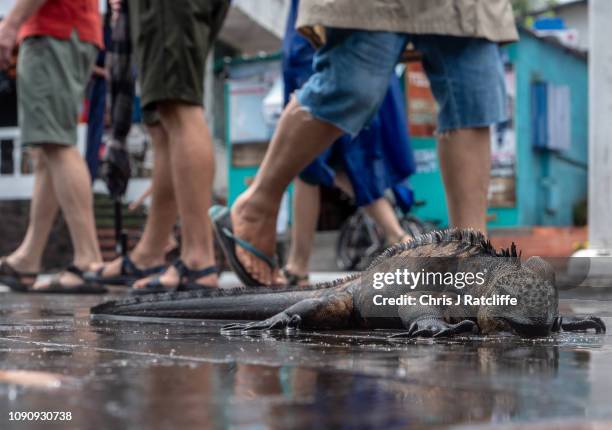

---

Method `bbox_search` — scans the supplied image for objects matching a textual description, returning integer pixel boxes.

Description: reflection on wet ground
[1,289,612,429]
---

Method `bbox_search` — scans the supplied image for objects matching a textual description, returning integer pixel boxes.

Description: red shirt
[18,0,103,48]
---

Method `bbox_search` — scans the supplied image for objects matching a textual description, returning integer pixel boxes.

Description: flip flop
[209,205,277,287]
[0,259,38,292]
[85,255,166,286]
[131,259,218,296]
[29,265,108,294]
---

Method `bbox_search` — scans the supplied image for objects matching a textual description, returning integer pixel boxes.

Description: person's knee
[157,102,204,133]
[39,144,76,162]
[147,123,169,148]
[438,127,490,145]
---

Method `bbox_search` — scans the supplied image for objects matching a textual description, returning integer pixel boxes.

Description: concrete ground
[1,273,612,430]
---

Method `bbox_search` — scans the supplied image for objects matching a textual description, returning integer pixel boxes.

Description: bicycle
[335,188,438,271]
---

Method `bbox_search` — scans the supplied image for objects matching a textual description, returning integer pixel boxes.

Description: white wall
[557,3,589,51]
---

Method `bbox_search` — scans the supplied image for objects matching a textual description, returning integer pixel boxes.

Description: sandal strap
[141,264,167,276]
[174,259,218,282]
[121,255,139,276]
[65,264,85,278]
[281,267,309,285]
[0,259,38,278]
[221,227,276,269]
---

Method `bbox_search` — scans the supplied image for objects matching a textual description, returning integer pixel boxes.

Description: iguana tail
[91,285,329,320]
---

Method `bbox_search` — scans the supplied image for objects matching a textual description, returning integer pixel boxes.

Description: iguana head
[478,256,558,337]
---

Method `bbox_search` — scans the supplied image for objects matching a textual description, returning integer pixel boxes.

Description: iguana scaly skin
[91,229,606,338]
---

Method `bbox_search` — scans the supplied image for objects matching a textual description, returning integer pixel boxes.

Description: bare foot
[32,273,80,290]
[32,266,91,290]
[3,255,39,274]
[231,191,279,285]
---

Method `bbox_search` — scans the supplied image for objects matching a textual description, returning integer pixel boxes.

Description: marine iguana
[91,229,606,338]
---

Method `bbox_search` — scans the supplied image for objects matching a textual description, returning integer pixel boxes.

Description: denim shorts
[296,29,507,136]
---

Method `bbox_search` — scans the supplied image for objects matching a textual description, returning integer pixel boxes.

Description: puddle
[0,292,611,429]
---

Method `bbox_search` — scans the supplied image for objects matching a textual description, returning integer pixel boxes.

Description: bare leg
[99,123,178,279]
[282,179,320,284]
[232,98,343,285]
[139,102,217,288]
[335,171,407,245]
[34,145,102,288]
[437,128,491,233]
[363,200,408,244]
[4,150,59,273]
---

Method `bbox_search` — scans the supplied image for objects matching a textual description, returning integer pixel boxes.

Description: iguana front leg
[388,292,477,339]
[221,292,354,335]
[552,316,606,334]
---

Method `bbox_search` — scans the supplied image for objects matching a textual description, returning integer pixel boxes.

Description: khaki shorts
[17,32,97,146]
[130,0,230,111]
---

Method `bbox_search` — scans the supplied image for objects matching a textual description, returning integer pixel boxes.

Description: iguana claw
[561,316,606,334]
[388,318,477,339]
[221,313,302,335]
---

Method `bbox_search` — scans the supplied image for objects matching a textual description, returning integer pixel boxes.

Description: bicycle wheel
[336,212,384,271]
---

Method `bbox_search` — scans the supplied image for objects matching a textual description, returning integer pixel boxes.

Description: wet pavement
[1,277,612,430]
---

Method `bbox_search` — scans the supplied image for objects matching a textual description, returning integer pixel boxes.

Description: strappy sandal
[30,265,108,294]
[209,205,277,287]
[131,259,218,296]
[86,255,166,286]
[281,267,309,287]
[0,259,38,292]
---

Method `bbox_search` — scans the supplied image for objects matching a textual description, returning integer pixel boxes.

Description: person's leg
[413,36,507,233]
[229,29,408,286]
[283,179,321,283]
[4,150,59,273]
[43,146,102,269]
[14,31,101,289]
[363,200,409,244]
[145,102,217,288]
[33,145,102,287]
[335,171,407,245]
[438,128,491,232]
[232,98,343,285]
[99,122,178,280]
[126,0,230,289]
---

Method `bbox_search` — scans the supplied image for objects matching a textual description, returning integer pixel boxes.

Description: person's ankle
[130,249,166,268]
[180,254,216,271]
[285,262,307,277]
[74,256,103,271]
[5,254,40,273]
[235,186,281,218]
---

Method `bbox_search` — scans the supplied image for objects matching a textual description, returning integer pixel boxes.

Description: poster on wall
[405,62,438,137]
[488,64,517,208]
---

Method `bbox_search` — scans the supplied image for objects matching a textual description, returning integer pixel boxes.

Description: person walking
[211,0,516,286]
[91,0,230,293]
[280,0,416,286]
[0,0,105,292]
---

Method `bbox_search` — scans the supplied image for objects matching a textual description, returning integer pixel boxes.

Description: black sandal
[29,265,108,294]
[281,267,309,286]
[131,259,218,296]
[86,255,166,286]
[0,259,38,292]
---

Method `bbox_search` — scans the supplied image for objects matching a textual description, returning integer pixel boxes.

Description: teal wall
[410,137,449,227]
[412,33,588,228]
[506,31,588,227]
